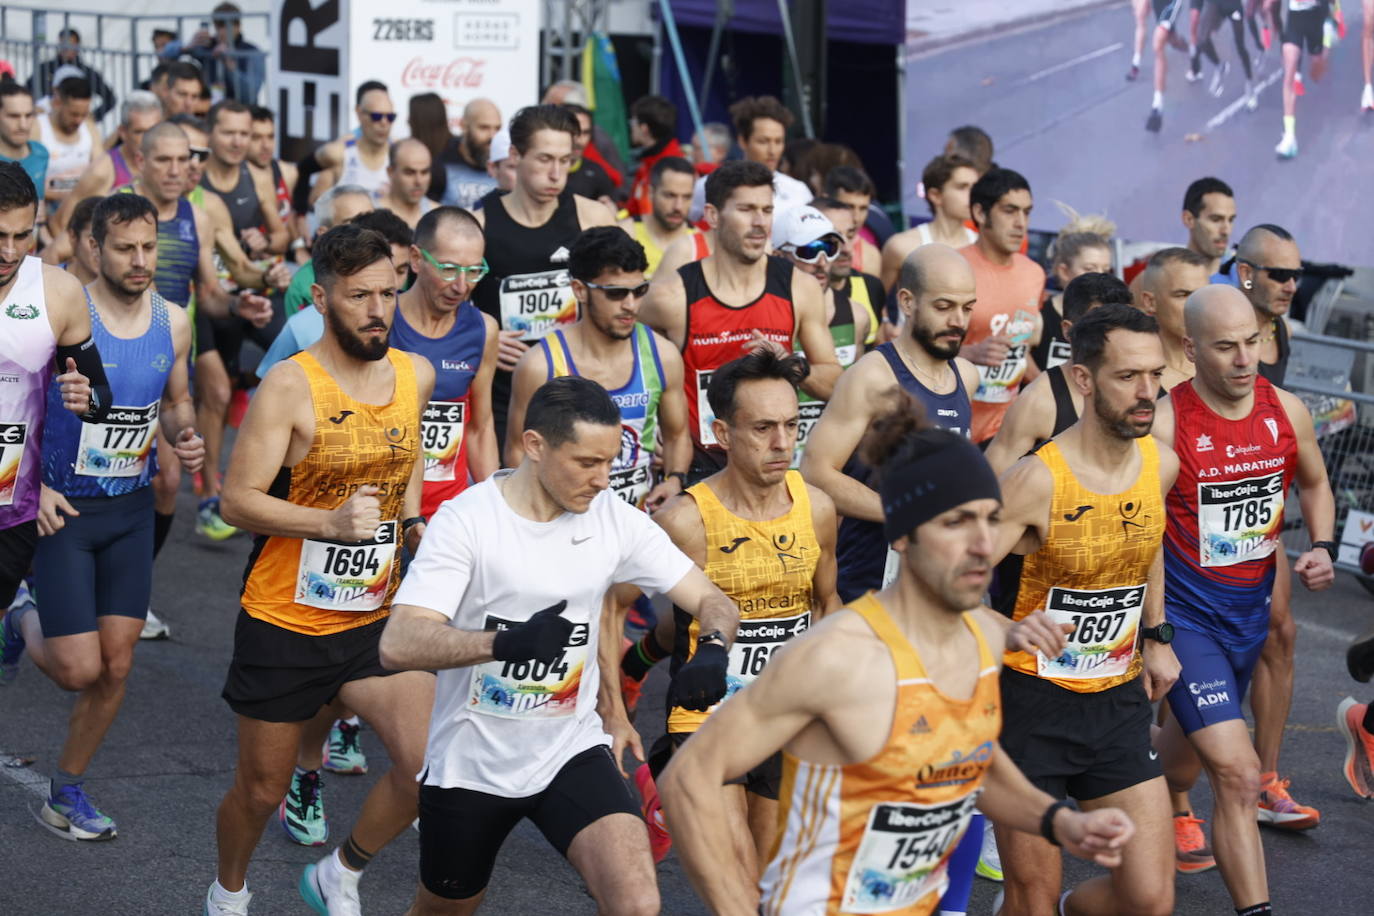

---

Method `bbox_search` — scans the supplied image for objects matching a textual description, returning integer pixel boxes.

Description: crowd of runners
[0,8,1372,915]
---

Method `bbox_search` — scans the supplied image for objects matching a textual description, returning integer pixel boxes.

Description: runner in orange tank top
[992,303,1180,916]
[659,406,1135,916]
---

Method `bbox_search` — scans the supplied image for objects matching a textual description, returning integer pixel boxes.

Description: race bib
[1038,584,1144,680]
[498,269,577,341]
[609,464,652,507]
[696,368,717,446]
[842,794,981,913]
[725,612,811,694]
[1198,473,1285,567]
[1046,339,1072,370]
[974,344,1028,404]
[790,400,825,468]
[295,520,397,612]
[468,615,588,719]
[75,402,159,478]
[422,400,465,482]
[881,547,901,588]
[0,422,27,507]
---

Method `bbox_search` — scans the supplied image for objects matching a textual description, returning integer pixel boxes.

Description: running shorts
[1165,626,1265,735]
[1282,3,1328,54]
[418,745,640,899]
[33,488,154,637]
[1207,0,1244,16]
[221,610,398,722]
[0,519,38,608]
[655,731,782,800]
[194,303,284,374]
[998,669,1161,801]
[1155,0,1188,27]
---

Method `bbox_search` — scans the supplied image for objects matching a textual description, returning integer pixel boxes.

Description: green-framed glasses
[419,248,489,284]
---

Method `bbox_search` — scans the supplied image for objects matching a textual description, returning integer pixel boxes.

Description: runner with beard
[617,156,697,279]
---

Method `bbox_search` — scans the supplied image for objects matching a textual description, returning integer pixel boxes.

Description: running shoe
[204,883,253,916]
[1209,60,1231,97]
[279,769,328,846]
[1261,26,1272,50]
[620,637,644,715]
[1294,72,1306,97]
[323,720,368,774]
[1126,64,1140,82]
[635,763,672,863]
[975,822,1003,881]
[0,583,33,686]
[140,608,170,641]
[1333,3,1347,39]
[300,850,362,916]
[1173,812,1217,874]
[39,783,117,841]
[196,496,239,541]
[1245,82,1259,111]
[1186,62,1203,82]
[1362,84,1374,112]
[1275,133,1298,159]
[1257,774,1320,829]
[1146,108,1163,133]
[1337,697,1374,798]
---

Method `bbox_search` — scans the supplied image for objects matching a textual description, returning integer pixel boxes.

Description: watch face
[1157,623,1175,643]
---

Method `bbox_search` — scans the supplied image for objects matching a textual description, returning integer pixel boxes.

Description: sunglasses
[188,146,210,163]
[364,111,398,123]
[419,248,489,284]
[584,280,651,301]
[1238,259,1303,285]
[782,236,841,264]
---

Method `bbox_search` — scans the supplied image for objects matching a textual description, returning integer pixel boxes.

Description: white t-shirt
[394,471,694,797]
[689,168,814,223]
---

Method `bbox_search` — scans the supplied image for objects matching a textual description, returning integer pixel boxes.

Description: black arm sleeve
[292,148,326,216]
[55,337,112,424]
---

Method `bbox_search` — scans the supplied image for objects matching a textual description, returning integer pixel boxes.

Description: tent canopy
[666,0,903,46]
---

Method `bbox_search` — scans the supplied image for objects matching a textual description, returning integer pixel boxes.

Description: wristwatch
[1141,623,1175,645]
[697,629,726,648]
[1312,540,1338,562]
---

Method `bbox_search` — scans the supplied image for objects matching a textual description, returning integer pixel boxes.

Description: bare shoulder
[406,349,437,387]
[575,195,615,227]
[652,489,705,543]
[970,607,1010,658]
[1274,386,1314,427]
[1002,451,1053,498]
[258,354,310,400]
[804,481,837,519]
[784,607,889,686]
[41,261,85,300]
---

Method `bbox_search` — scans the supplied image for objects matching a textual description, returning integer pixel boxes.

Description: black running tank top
[201,163,265,255]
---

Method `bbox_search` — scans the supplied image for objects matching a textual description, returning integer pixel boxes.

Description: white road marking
[1205,66,1284,131]
[1019,42,1124,85]
[1295,616,1360,644]
[0,752,51,799]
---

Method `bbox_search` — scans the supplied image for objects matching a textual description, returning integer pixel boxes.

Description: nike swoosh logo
[719,537,750,554]
[572,536,592,545]
[328,410,354,424]
[1149,750,1159,761]
[1063,505,1094,522]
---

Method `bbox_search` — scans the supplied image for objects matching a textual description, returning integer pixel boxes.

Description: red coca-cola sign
[400,56,487,89]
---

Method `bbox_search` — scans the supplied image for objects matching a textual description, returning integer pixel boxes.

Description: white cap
[488,127,512,163]
[51,64,86,89]
[771,205,839,251]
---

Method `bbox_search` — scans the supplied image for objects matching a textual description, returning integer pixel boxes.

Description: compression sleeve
[292,148,325,216]
[55,337,112,423]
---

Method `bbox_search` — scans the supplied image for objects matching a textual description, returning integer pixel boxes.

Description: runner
[819,166,884,278]
[379,374,740,914]
[1129,0,1152,79]
[507,225,689,509]
[1031,218,1115,374]
[809,196,882,348]
[204,224,437,916]
[1191,0,1259,107]
[438,98,501,210]
[1181,177,1237,278]
[0,161,106,622]
[659,410,1136,916]
[991,302,1179,916]
[295,82,395,209]
[880,154,979,292]
[562,104,617,209]
[617,156,697,279]
[4,193,201,840]
[801,243,979,600]
[1363,0,1374,110]
[1277,0,1333,158]
[687,96,813,223]
[33,76,100,215]
[640,159,840,482]
[381,138,437,230]
[958,167,1046,444]
[0,82,48,214]
[1149,285,1334,913]
[1136,247,1213,391]
[61,196,101,286]
[246,105,296,238]
[281,185,375,318]
[1147,0,1195,131]
[1234,223,1301,384]
[470,104,616,447]
[1337,693,1374,799]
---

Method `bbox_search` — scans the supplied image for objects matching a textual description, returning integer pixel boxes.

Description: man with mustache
[618,156,697,279]
[990,303,1180,916]
[4,194,202,841]
[1150,285,1333,916]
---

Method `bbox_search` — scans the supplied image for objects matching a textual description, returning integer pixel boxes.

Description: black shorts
[687,445,727,487]
[0,520,38,608]
[418,745,639,899]
[998,669,1160,802]
[1282,3,1328,54]
[649,731,783,800]
[221,610,398,722]
[194,303,283,374]
[1154,0,1188,27]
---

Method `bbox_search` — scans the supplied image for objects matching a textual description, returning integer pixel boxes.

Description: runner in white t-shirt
[381,374,740,913]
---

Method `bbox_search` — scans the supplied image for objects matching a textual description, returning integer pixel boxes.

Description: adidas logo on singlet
[910,715,931,735]
[550,246,570,263]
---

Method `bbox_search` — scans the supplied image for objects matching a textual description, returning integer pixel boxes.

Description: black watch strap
[1312,540,1338,562]
[1040,798,1078,846]
[402,516,426,532]
[697,628,725,646]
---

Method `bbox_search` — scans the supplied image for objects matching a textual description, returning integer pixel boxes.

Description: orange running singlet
[759,593,1000,915]
[241,349,420,636]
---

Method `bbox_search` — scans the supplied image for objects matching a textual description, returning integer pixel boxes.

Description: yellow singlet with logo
[668,470,819,733]
[759,593,1000,915]
[631,219,696,279]
[241,349,419,636]
[1008,436,1163,691]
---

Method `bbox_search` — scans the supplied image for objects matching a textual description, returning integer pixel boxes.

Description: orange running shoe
[635,763,672,863]
[1257,773,1320,829]
[1173,813,1217,874]
[1337,697,1374,799]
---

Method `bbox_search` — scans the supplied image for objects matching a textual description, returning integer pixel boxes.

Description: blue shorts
[1165,626,1265,735]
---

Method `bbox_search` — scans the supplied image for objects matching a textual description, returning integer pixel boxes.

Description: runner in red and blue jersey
[1152,285,1334,914]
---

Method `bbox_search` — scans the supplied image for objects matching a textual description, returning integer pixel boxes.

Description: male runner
[205,224,436,916]
[687,96,813,223]
[1363,0,1374,110]
[5,194,202,840]
[507,225,690,509]
[150,61,204,118]
[382,139,437,229]
[1150,285,1334,914]
[958,167,1046,444]
[0,82,48,207]
[282,186,375,318]
[562,104,617,208]
[991,303,1179,916]
[1147,0,1196,130]
[62,196,101,286]
[247,105,296,237]
[439,97,500,210]
[1191,0,1260,107]
[0,161,105,619]
[617,155,697,278]
[640,159,839,481]
[821,167,888,270]
[379,375,739,915]
[880,154,980,292]
[1182,177,1237,278]
[297,83,396,208]
[1276,0,1333,158]
[32,77,100,214]
[660,415,1134,916]
[1234,223,1301,384]
[809,196,883,348]
[626,94,685,219]
[1031,222,1114,374]
[801,243,980,600]
[471,103,615,446]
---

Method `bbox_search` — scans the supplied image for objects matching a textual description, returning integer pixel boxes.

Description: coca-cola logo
[400,56,487,89]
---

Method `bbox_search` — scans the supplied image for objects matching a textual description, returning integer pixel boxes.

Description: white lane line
[1295,616,1361,644]
[1205,66,1284,131]
[1019,42,1124,85]
[0,752,50,799]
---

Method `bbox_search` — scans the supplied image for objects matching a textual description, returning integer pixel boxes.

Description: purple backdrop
[667,0,903,46]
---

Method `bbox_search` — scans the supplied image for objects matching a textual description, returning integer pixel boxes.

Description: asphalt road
[903,0,1374,267]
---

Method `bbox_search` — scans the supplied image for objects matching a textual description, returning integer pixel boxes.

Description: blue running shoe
[323,720,368,775]
[38,783,116,841]
[0,581,34,686]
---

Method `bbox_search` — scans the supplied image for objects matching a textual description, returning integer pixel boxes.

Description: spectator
[438,96,501,209]
[149,61,205,117]
[626,94,683,219]
[563,103,616,208]
[0,80,47,198]
[159,3,265,103]
[407,92,453,202]
[688,95,813,222]
[33,77,102,211]
[152,30,178,55]
[26,29,117,121]
[541,78,627,190]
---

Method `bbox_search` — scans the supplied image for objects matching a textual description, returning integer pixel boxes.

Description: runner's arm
[1279,389,1336,589]
[1151,395,1176,451]
[380,604,497,671]
[404,355,437,551]
[992,455,1052,564]
[204,193,280,290]
[574,195,617,228]
[879,232,912,292]
[809,485,842,616]
[157,303,197,442]
[466,313,501,481]
[792,271,841,400]
[799,354,884,523]
[644,339,691,510]
[656,497,738,643]
[984,375,1054,475]
[503,342,548,469]
[596,585,643,777]
[252,166,290,255]
[45,155,112,247]
[1141,447,1180,700]
[190,204,233,318]
[640,271,687,349]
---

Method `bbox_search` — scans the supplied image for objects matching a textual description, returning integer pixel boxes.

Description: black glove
[670,643,728,711]
[492,600,572,663]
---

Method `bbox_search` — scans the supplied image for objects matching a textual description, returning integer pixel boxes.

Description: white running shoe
[204,882,252,915]
[301,849,362,916]
[1245,83,1259,111]
[976,822,1003,881]
[140,609,170,640]
[1210,60,1231,97]
[1275,132,1298,159]
[1362,83,1374,112]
